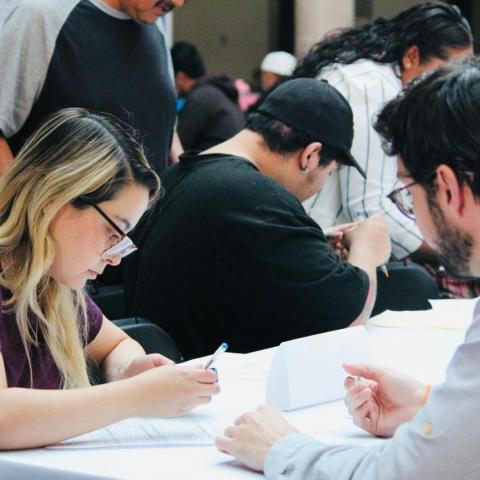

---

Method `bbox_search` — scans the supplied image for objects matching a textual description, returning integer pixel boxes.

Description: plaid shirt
[421,262,480,299]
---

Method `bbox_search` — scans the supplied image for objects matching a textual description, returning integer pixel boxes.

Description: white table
[0,322,467,479]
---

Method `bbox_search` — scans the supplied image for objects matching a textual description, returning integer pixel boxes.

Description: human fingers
[234,412,253,426]
[353,400,380,435]
[147,353,175,366]
[196,395,213,405]
[343,363,383,382]
[352,400,373,428]
[349,388,373,415]
[215,434,235,454]
[344,375,355,389]
[194,380,221,397]
[215,425,267,472]
[181,366,218,383]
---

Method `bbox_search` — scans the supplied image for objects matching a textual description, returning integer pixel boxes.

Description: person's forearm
[347,249,377,325]
[0,380,141,450]
[0,136,13,174]
[102,337,145,382]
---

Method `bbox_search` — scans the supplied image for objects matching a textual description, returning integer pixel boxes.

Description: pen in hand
[204,342,228,369]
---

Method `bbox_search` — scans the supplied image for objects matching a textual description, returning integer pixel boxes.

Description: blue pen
[204,342,228,369]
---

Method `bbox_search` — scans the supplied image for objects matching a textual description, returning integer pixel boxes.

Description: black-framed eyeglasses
[387,172,436,220]
[89,203,138,259]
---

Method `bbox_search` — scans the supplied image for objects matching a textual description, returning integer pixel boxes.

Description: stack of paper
[48,413,220,450]
[368,298,478,330]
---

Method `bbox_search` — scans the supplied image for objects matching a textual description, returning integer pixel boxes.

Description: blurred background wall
[171,0,478,86]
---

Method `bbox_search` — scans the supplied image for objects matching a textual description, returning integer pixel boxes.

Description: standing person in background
[247,51,297,114]
[298,3,473,297]
[0,108,219,450]
[171,41,245,151]
[260,51,298,92]
[0,0,186,174]
[216,55,480,480]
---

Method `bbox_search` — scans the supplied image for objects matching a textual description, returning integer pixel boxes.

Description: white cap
[260,51,297,77]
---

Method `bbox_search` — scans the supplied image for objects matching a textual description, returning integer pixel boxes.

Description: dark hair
[246,112,338,165]
[294,3,472,78]
[374,56,480,198]
[171,41,206,79]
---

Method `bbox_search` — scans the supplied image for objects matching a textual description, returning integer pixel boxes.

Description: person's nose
[105,254,122,267]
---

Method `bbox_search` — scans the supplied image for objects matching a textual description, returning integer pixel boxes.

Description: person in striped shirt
[299,3,474,297]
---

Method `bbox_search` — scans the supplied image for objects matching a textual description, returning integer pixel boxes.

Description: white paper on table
[266,326,371,411]
[368,297,478,330]
[47,413,221,450]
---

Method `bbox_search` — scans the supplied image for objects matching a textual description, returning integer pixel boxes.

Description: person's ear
[436,164,466,218]
[299,142,322,172]
[401,45,421,71]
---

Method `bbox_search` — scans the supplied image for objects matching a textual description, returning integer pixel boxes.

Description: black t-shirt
[125,153,369,359]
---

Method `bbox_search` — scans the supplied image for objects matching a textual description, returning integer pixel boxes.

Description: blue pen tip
[221,342,228,350]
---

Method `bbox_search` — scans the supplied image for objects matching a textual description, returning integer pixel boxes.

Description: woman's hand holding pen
[129,365,220,417]
[343,363,426,437]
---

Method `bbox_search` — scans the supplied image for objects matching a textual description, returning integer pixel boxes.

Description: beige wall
[294,0,354,58]
[372,0,430,17]
[173,0,272,82]
[171,0,477,85]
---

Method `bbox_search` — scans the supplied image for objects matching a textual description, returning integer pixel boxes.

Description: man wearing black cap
[124,78,391,359]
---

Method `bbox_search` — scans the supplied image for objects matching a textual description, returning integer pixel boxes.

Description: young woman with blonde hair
[0,108,219,450]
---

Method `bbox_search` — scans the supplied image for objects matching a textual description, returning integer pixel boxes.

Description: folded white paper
[266,326,371,411]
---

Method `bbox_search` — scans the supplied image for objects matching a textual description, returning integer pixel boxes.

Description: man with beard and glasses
[0,0,185,174]
[215,57,480,480]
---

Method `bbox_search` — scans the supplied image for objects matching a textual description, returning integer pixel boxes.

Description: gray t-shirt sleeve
[0,0,78,138]
[265,300,480,480]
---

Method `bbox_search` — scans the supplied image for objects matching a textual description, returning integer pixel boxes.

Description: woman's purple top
[0,289,103,388]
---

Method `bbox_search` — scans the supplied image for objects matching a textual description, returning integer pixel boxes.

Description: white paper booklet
[266,326,371,411]
[48,413,220,449]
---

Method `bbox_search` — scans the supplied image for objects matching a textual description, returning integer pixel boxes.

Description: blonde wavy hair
[0,108,160,389]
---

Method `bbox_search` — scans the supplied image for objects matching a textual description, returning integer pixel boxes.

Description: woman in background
[299,3,474,297]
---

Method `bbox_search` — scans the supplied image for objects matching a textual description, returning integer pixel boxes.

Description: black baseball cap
[258,78,366,179]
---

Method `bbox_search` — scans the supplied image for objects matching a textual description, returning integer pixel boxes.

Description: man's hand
[215,405,297,472]
[344,363,426,437]
[324,222,358,259]
[119,353,174,380]
[344,213,391,267]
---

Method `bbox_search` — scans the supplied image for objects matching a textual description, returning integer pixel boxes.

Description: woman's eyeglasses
[89,203,138,259]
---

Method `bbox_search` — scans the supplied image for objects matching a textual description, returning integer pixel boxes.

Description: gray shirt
[265,299,480,479]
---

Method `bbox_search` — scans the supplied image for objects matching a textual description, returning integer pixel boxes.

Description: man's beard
[429,196,475,278]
